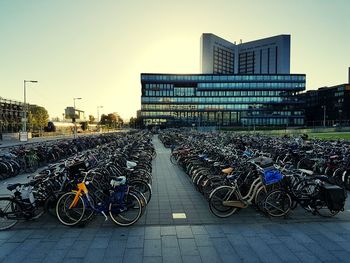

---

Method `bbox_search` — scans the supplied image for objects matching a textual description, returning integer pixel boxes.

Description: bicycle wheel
[0,197,19,230]
[254,186,267,211]
[129,180,152,204]
[170,154,177,165]
[129,189,147,216]
[263,189,292,217]
[56,192,85,226]
[209,186,240,218]
[109,192,142,226]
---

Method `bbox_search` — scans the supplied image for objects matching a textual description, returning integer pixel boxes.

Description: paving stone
[161,226,177,236]
[144,239,162,257]
[178,238,199,256]
[205,226,225,238]
[142,256,162,263]
[65,240,92,258]
[182,255,203,263]
[126,235,144,249]
[83,248,106,263]
[230,243,260,263]
[55,237,77,249]
[162,235,179,248]
[211,237,239,261]
[176,226,194,239]
[27,241,56,260]
[194,234,213,247]
[6,230,33,243]
[128,226,145,236]
[269,243,300,262]
[89,236,110,249]
[294,251,320,263]
[0,242,21,258]
[305,242,338,261]
[162,247,182,263]
[42,248,68,263]
[198,246,221,263]
[244,236,281,263]
[145,226,161,239]
[191,225,207,235]
[123,248,143,263]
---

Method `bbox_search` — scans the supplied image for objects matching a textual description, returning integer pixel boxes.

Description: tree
[88,115,95,124]
[100,113,123,129]
[28,105,49,135]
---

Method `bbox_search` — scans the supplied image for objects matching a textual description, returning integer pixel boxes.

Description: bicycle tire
[56,192,85,226]
[109,192,142,226]
[209,186,240,218]
[263,189,292,217]
[129,180,152,204]
[170,154,177,165]
[0,197,19,230]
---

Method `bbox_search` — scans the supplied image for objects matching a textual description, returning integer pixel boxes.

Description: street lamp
[97,106,103,124]
[22,80,38,141]
[321,105,326,128]
[73,97,82,138]
[97,105,103,132]
[251,104,257,133]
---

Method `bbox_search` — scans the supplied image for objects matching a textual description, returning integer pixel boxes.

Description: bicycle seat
[298,169,314,176]
[126,161,137,169]
[222,167,234,174]
[7,183,21,191]
[313,175,328,181]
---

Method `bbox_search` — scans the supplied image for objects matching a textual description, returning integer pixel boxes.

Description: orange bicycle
[55,172,142,226]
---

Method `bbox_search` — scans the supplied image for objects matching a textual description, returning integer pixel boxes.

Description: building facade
[200,34,290,75]
[298,84,350,127]
[141,73,305,127]
[0,97,25,133]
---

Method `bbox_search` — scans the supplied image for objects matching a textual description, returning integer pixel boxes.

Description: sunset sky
[0,0,349,120]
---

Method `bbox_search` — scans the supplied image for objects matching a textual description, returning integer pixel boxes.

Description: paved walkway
[0,135,350,262]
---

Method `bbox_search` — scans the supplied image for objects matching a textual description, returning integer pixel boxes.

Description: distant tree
[88,115,95,124]
[100,113,123,128]
[28,105,49,134]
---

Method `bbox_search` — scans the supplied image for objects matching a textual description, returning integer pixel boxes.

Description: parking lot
[0,136,350,262]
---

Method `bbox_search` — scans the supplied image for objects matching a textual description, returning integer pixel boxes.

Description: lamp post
[252,104,257,133]
[97,105,103,132]
[322,105,326,128]
[73,97,82,138]
[22,80,38,141]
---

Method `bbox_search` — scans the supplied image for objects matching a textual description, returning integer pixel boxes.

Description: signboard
[19,132,28,142]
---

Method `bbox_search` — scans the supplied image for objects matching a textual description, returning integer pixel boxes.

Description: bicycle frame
[69,182,89,209]
[214,174,265,208]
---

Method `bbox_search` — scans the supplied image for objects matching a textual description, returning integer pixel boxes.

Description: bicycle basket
[263,169,283,185]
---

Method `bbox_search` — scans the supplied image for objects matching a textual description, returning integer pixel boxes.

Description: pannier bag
[263,169,283,185]
[320,184,347,211]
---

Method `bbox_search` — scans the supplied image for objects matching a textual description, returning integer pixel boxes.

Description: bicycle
[208,157,283,218]
[263,174,347,217]
[0,181,44,230]
[56,172,143,227]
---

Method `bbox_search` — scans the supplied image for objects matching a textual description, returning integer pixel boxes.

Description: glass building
[140,73,306,127]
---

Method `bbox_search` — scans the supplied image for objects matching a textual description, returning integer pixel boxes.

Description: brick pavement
[0,135,350,262]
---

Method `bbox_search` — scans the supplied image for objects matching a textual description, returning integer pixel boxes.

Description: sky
[0,0,349,120]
